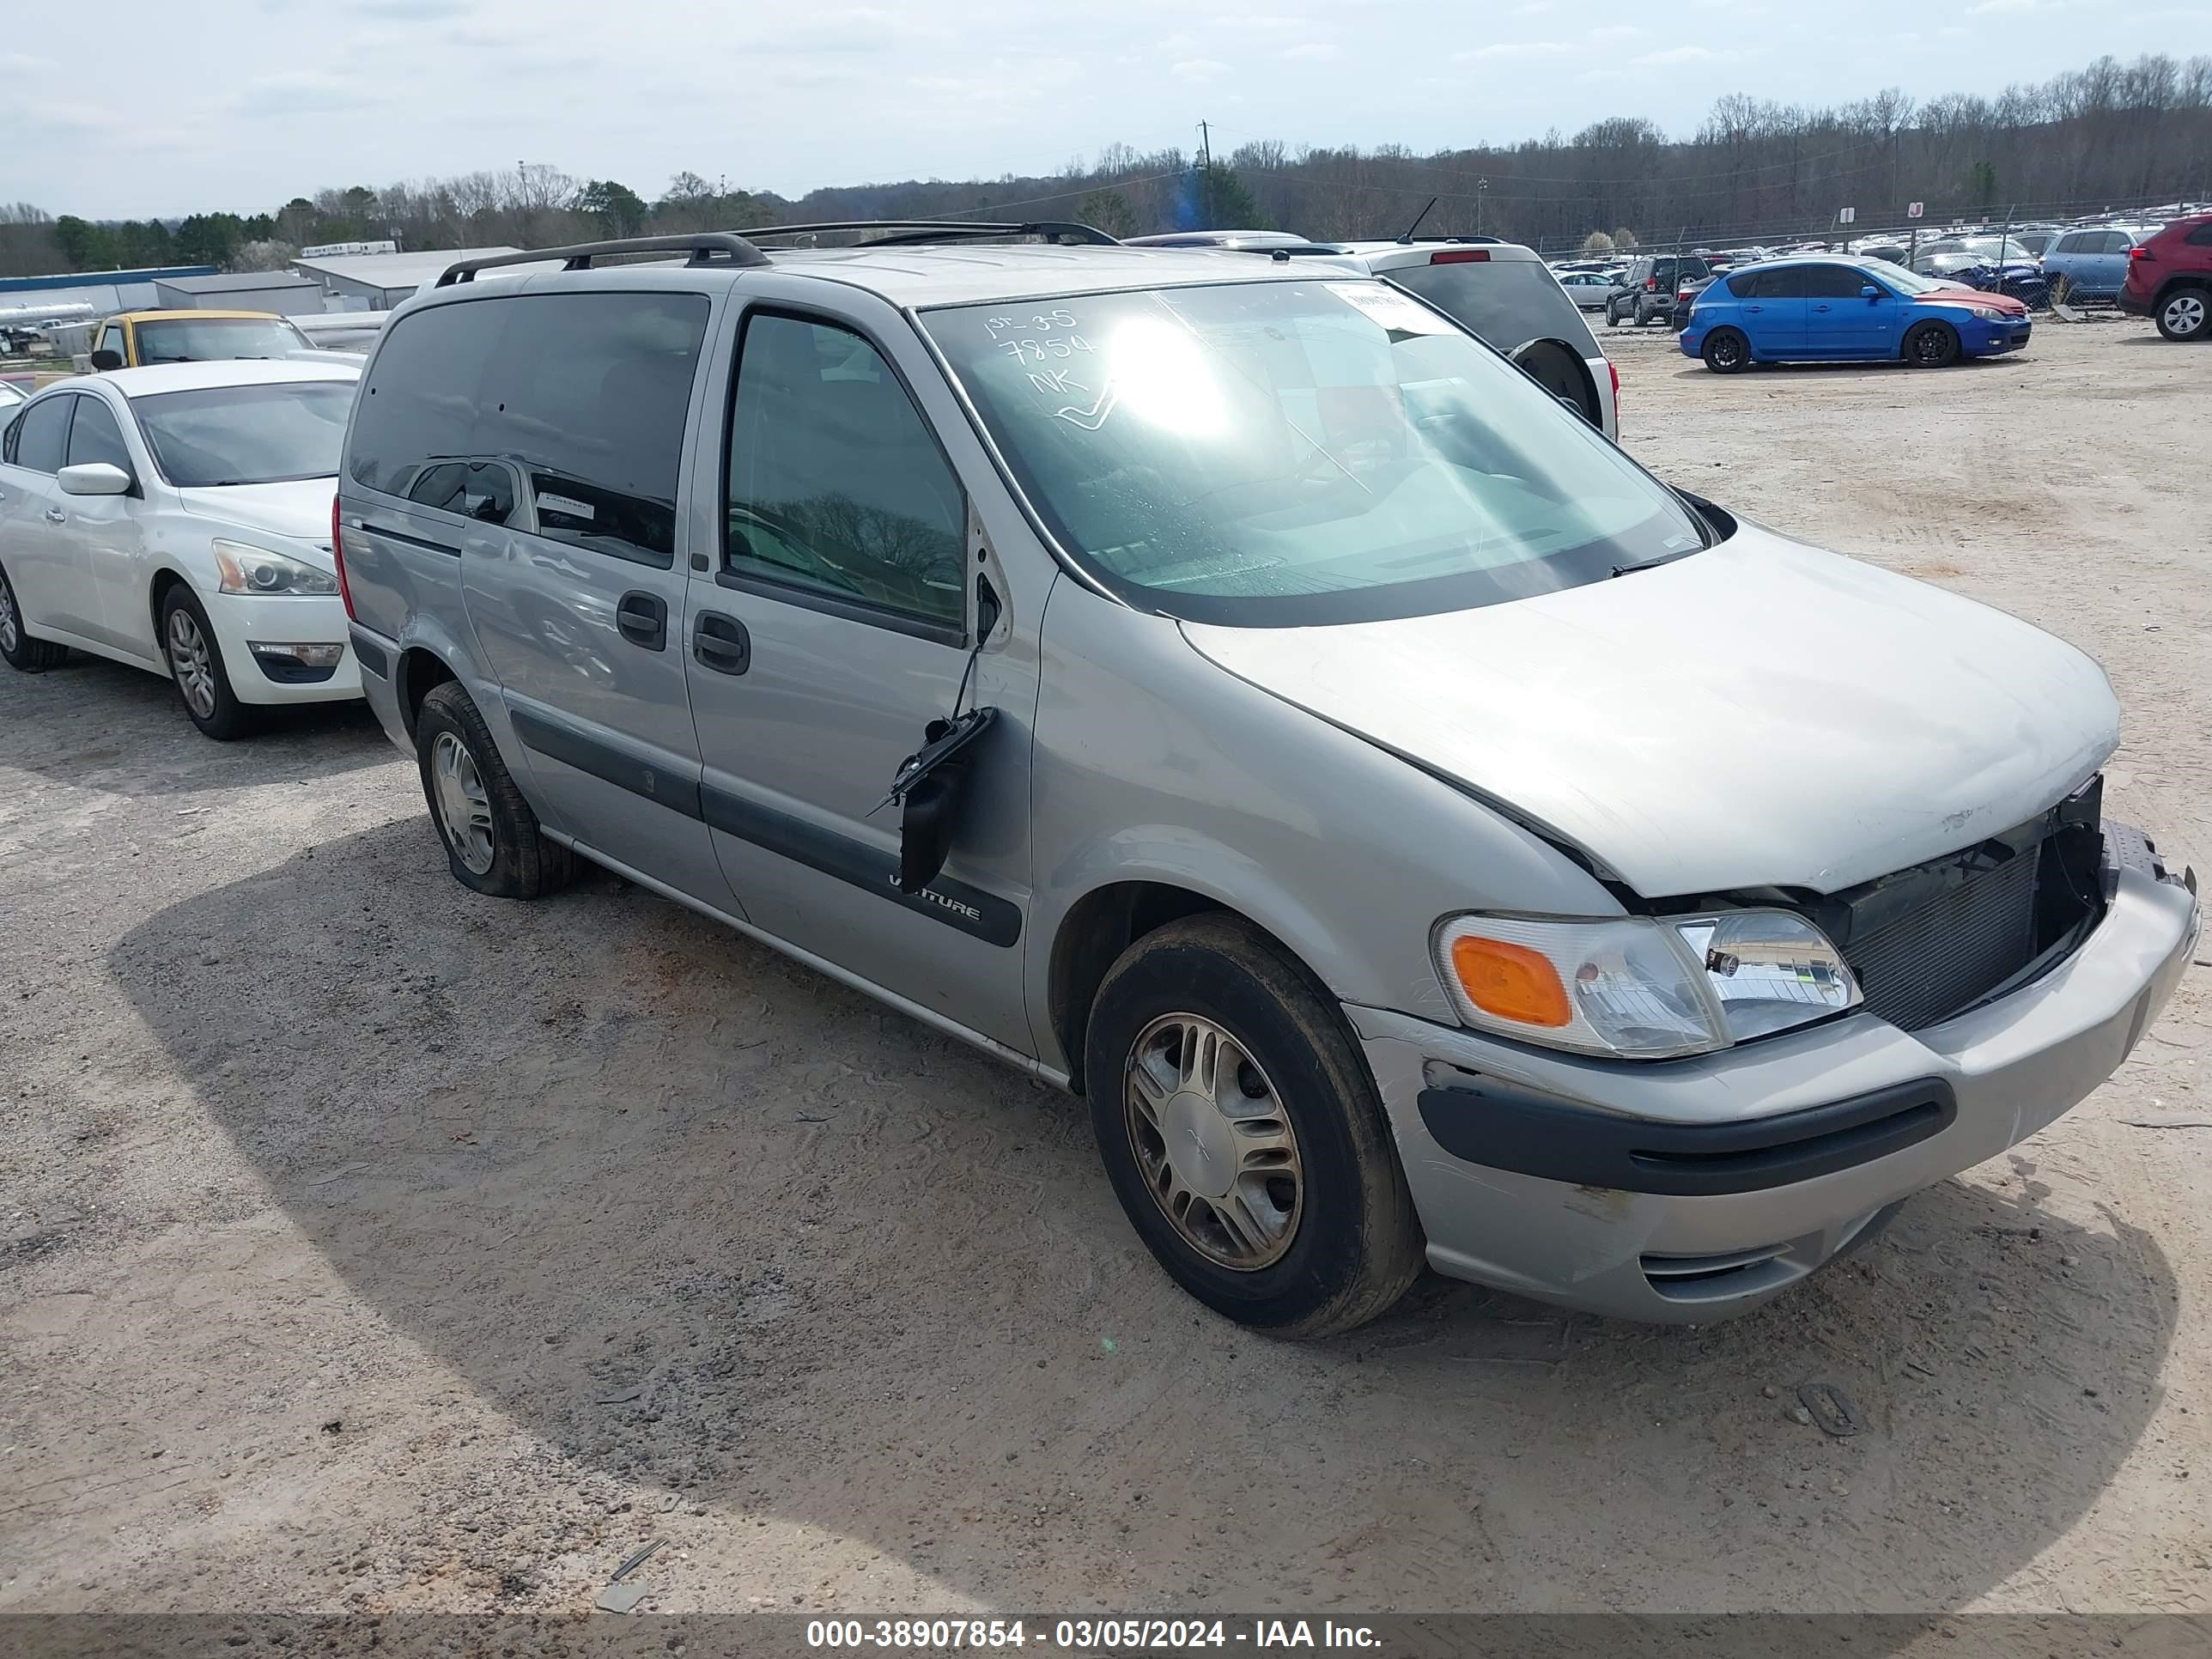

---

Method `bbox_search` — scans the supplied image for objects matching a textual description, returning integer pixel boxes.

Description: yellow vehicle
[78,310,316,371]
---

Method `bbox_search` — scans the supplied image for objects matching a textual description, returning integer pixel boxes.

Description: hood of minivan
[1181,522,2118,897]
[175,478,336,554]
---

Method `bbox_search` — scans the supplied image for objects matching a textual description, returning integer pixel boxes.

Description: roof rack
[436,233,769,287]
[737,219,1119,248]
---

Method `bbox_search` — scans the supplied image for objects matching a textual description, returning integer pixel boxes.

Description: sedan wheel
[159,586,253,738]
[166,606,219,720]
[2157,289,2209,342]
[0,565,68,672]
[429,730,497,877]
[1125,1012,1303,1271]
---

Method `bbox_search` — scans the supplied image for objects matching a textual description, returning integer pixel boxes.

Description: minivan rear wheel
[1084,914,1424,1338]
[414,681,575,899]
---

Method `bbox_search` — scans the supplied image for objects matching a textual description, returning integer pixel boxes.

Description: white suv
[1139,235,1620,441]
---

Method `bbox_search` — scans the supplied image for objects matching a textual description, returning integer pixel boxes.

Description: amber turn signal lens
[1449,935,1573,1028]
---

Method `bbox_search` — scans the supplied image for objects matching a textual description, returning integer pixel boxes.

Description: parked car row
[1,223,2197,1342]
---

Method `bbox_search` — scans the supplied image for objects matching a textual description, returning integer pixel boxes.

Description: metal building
[149,270,325,315]
[289,246,521,310]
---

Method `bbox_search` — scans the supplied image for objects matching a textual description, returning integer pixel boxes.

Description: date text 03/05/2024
[805,1618,1382,1649]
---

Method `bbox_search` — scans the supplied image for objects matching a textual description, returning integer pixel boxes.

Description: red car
[2118,212,2212,341]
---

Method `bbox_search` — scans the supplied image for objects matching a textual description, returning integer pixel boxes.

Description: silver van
[337,225,2199,1336]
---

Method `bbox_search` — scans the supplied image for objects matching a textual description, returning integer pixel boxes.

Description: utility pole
[1477,177,1489,236]
[1197,119,1214,222]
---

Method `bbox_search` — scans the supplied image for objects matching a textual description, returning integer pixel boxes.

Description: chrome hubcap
[430,732,496,875]
[166,608,217,719]
[0,580,17,653]
[1125,1013,1303,1272]
[2166,295,2205,334]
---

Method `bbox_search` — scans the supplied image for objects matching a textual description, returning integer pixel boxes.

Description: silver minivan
[336,227,2199,1336]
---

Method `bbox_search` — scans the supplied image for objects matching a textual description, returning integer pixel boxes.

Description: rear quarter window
[1386,260,1601,359]
[349,290,710,568]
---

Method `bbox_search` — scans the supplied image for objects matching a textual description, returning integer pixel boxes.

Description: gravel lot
[3,318,2208,1621]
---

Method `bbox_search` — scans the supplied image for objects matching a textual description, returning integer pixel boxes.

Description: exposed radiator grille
[1844,848,2041,1030]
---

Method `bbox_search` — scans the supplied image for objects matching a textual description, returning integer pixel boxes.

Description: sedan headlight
[211,539,337,597]
[1968,306,2009,323]
[1434,910,1859,1060]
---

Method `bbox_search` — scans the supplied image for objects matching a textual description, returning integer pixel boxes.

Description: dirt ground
[3,318,2208,1622]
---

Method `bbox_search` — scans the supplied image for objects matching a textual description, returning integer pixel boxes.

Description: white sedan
[1555,270,1620,311]
[0,360,361,738]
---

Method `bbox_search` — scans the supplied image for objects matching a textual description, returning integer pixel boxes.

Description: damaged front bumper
[1352,823,2200,1322]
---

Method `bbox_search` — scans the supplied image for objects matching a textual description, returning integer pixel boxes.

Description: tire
[160,585,256,739]
[0,562,69,672]
[414,679,575,899]
[1607,304,1626,328]
[1701,327,1751,374]
[1903,319,1960,368]
[1084,914,1425,1339]
[2155,286,2209,342]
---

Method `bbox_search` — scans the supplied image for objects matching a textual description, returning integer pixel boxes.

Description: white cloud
[1587,24,1647,40]
[1454,40,1571,60]
[1283,42,1338,61]
[1632,45,1751,66]
[1170,58,1231,84]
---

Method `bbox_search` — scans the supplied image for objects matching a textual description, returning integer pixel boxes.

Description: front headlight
[1433,910,1859,1060]
[211,539,337,597]
[1968,306,2008,322]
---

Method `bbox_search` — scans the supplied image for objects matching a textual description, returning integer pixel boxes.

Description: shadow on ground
[2,651,389,798]
[109,821,2179,1613]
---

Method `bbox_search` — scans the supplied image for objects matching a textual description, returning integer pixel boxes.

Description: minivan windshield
[923,280,1705,625]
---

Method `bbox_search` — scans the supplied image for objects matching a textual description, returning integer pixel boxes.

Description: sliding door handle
[692,611,750,676]
[616,590,667,651]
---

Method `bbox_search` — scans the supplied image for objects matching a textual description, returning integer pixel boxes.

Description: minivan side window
[723,313,965,632]
[476,292,709,567]
[349,291,710,568]
[9,395,72,473]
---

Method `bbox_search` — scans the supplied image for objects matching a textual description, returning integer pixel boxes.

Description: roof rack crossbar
[737,219,1120,247]
[436,233,769,287]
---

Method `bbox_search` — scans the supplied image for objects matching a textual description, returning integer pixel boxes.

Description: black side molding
[348,629,390,680]
[702,783,1021,949]
[1416,1075,1957,1196]
[508,707,704,823]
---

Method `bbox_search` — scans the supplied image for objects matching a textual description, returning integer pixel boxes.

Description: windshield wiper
[1609,548,1699,578]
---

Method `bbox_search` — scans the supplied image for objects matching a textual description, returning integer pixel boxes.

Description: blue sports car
[1680,255,2033,372]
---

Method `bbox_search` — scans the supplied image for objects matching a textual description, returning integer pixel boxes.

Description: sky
[9,0,2204,221]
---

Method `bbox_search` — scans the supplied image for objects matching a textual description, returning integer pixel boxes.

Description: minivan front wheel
[413,681,575,898]
[1085,914,1424,1337]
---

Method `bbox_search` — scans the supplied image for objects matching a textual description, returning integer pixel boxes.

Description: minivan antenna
[1399,197,1439,244]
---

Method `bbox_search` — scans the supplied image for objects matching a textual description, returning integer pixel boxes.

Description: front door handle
[44,507,67,524]
[1813,304,1832,313]
[1746,304,1763,313]
[692,611,750,676]
[616,589,667,651]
